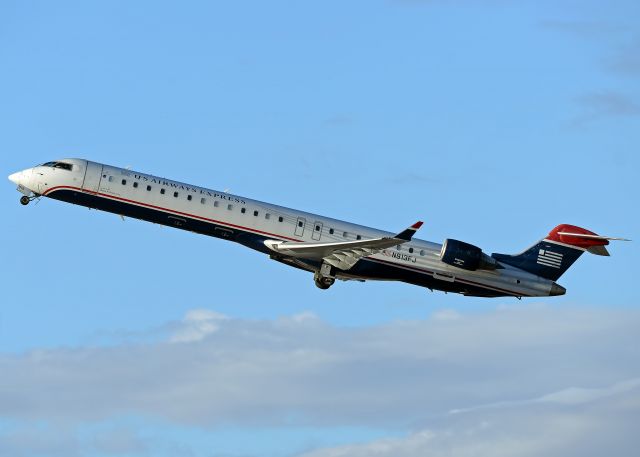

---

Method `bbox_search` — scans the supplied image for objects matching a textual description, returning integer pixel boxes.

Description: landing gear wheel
[314,276,335,290]
[20,196,30,206]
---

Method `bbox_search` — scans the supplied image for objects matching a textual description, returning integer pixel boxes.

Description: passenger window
[356,235,361,240]
[187,195,192,201]
[343,232,348,238]
[122,179,127,185]
[329,228,334,235]
[201,198,206,204]
[161,188,165,194]
[241,208,246,214]
[420,250,426,256]
[214,201,219,207]
[315,225,321,232]
[298,221,304,227]
[173,192,179,198]
[254,210,259,217]
[147,185,152,191]
[278,216,284,222]
[265,213,270,220]
[133,182,138,188]
[108,176,114,182]
[227,204,233,210]
[409,247,414,253]
[396,245,401,251]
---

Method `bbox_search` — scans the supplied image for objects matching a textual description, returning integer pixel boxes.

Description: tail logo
[537,249,563,268]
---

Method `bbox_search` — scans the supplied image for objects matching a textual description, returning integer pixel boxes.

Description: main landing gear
[314,263,336,290]
[314,273,335,290]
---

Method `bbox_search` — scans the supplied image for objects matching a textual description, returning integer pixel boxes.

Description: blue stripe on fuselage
[46,188,513,298]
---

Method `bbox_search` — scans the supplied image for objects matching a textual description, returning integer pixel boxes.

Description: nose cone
[8,171,22,185]
[550,283,566,296]
[8,169,34,191]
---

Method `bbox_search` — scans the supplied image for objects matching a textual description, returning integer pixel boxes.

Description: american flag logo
[537,249,563,269]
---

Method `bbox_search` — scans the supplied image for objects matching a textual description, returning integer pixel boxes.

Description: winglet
[395,221,423,241]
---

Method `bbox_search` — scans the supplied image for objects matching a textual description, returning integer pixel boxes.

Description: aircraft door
[312,221,323,241]
[295,217,306,237]
[82,161,103,193]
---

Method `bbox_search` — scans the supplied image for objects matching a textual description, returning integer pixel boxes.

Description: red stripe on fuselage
[44,185,300,242]
[44,185,527,297]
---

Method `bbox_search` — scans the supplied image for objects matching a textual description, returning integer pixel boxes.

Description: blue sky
[1,1,639,456]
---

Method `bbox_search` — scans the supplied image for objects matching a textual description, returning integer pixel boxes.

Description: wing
[264,221,423,270]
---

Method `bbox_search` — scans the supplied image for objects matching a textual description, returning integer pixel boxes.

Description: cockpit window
[40,161,73,171]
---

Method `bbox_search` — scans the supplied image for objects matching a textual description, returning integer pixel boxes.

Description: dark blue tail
[492,241,583,281]
[491,224,613,281]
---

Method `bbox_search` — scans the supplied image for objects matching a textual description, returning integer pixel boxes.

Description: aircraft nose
[8,171,22,185]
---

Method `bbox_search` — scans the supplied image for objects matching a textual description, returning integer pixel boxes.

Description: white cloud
[289,311,320,323]
[299,379,640,457]
[0,424,80,457]
[0,305,639,455]
[537,378,640,406]
[169,309,228,343]
[431,308,461,321]
[90,427,147,455]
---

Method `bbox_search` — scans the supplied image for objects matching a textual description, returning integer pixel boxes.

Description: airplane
[8,158,628,298]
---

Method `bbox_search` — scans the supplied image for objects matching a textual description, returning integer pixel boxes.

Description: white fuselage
[9,158,558,298]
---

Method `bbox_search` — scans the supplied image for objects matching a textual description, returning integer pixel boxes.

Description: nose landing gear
[19,194,39,205]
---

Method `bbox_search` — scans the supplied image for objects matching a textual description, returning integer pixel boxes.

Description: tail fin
[491,224,627,281]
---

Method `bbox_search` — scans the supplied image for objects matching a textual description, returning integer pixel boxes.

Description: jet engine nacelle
[440,239,498,271]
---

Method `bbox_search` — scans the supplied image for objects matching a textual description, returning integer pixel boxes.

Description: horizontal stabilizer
[546,224,630,251]
[587,245,610,256]
[557,232,630,242]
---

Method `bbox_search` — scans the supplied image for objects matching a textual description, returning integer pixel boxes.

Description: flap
[265,221,423,270]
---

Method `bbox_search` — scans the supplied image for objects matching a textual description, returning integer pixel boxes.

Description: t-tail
[492,224,629,282]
